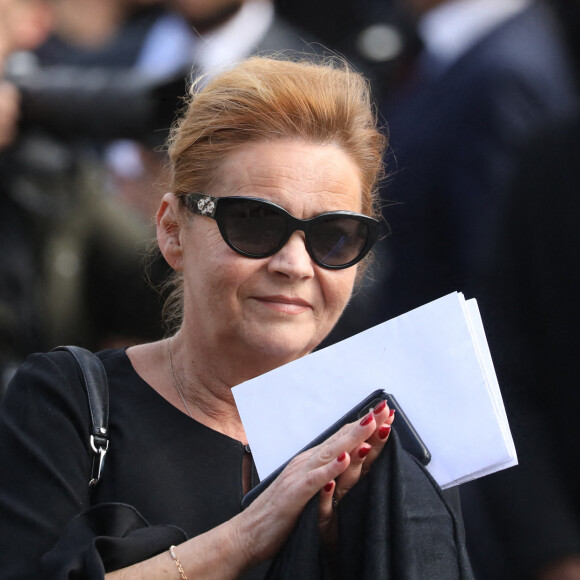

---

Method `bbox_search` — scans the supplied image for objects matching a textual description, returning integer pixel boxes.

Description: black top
[0,348,266,579]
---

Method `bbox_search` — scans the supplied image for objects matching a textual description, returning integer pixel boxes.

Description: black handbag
[42,347,187,579]
[52,345,110,487]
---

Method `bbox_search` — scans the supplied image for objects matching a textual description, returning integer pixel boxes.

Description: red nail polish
[360,413,373,427]
[358,445,371,459]
[337,451,347,463]
[373,400,387,414]
[324,482,334,493]
[378,425,391,439]
[389,408,395,418]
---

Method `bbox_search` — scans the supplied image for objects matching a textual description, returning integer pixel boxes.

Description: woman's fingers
[332,399,393,500]
[361,405,395,477]
[304,410,379,473]
[318,480,335,532]
[333,443,371,502]
[318,480,340,560]
[310,397,392,476]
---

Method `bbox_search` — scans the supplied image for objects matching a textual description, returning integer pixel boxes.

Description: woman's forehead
[208,140,363,212]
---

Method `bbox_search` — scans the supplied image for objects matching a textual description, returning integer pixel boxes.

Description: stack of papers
[232,292,517,489]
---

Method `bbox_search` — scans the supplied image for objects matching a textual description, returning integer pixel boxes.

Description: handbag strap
[53,345,110,487]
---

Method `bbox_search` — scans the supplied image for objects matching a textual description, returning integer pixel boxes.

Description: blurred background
[1,1,580,578]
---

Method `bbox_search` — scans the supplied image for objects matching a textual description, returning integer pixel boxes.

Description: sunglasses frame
[180,192,379,270]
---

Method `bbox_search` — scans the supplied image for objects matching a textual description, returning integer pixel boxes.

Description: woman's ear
[157,192,184,271]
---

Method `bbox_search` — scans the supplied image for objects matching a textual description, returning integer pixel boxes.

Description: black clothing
[461,113,580,579]
[267,430,473,580]
[0,348,265,578]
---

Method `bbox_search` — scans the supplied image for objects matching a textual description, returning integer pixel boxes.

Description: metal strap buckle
[89,433,109,487]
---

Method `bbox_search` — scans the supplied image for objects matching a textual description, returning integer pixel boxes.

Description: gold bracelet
[169,545,188,580]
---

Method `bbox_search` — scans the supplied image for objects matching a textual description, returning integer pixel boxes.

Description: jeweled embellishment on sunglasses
[197,196,215,216]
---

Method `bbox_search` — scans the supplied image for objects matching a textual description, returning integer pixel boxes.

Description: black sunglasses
[180,193,379,270]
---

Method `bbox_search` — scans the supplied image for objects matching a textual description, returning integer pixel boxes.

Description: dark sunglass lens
[223,200,286,256]
[310,217,369,266]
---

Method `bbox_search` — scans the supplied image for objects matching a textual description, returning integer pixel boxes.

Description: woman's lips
[252,295,312,314]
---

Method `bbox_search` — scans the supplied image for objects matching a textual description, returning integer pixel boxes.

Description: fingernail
[378,425,391,440]
[389,409,395,418]
[337,451,347,463]
[358,445,371,459]
[373,400,387,414]
[360,413,373,427]
[324,482,334,493]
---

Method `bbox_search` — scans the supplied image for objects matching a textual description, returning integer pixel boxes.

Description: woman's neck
[166,332,260,442]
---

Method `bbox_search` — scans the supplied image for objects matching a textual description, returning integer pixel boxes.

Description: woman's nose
[266,231,315,279]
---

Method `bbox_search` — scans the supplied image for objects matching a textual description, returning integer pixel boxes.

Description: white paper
[232,292,517,489]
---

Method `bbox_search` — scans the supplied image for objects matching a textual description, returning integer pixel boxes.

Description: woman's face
[177,140,363,368]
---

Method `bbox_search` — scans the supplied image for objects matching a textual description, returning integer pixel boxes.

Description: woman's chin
[245,331,318,368]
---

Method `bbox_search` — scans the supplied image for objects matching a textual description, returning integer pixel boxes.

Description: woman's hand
[235,399,394,567]
[318,399,394,549]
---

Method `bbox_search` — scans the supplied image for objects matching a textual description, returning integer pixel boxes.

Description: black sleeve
[0,352,94,578]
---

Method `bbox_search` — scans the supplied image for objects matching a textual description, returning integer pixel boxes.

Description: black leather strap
[53,346,110,487]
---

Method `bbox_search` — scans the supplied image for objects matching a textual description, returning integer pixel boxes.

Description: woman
[0,55,393,578]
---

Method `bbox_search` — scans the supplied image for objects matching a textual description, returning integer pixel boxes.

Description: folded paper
[232,292,517,489]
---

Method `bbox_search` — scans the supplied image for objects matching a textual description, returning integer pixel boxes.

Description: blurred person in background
[32,0,195,221]
[459,1,580,578]
[34,0,167,68]
[275,0,423,103]
[0,0,53,59]
[374,0,579,325]
[0,0,54,391]
[0,0,52,147]
[464,109,580,580]
[0,0,166,398]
